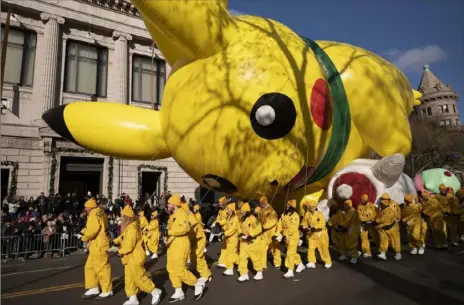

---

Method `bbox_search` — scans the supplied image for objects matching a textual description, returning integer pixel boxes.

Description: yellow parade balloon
[42,0,421,213]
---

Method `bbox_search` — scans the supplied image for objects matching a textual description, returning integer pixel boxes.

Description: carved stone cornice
[40,12,65,25]
[113,30,133,42]
[77,0,140,18]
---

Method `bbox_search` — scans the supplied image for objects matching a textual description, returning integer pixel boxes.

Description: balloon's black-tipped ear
[41,101,171,160]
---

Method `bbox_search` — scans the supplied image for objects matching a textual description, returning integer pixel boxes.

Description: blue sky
[229,0,464,121]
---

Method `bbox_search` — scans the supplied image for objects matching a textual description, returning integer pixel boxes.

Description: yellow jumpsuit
[339,207,360,257]
[118,221,155,297]
[166,208,198,288]
[146,218,160,254]
[139,213,149,239]
[215,208,228,266]
[258,205,282,268]
[357,202,378,256]
[187,211,211,279]
[302,210,331,265]
[328,211,346,255]
[440,193,462,244]
[81,207,112,293]
[281,212,303,270]
[402,202,427,249]
[222,213,240,270]
[423,197,447,248]
[238,214,263,276]
[375,205,401,254]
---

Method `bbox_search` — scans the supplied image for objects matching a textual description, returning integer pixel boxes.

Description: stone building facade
[0,0,205,201]
[413,65,461,128]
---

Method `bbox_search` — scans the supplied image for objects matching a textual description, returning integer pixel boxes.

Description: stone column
[112,31,132,104]
[38,13,65,114]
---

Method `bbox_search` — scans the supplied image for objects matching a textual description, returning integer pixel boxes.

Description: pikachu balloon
[42,0,422,213]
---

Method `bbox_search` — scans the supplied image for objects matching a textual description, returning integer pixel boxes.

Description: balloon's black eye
[250,92,297,140]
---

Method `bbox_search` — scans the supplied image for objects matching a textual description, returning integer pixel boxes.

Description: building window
[456,119,461,126]
[453,105,456,113]
[439,104,449,113]
[427,107,432,116]
[64,41,108,97]
[0,27,36,87]
[445,119,451,126]
[421,108,427,116]
[439,120,445,127]
[132,55,166,104]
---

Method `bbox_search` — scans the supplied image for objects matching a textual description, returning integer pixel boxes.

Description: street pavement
[2,242,464,305]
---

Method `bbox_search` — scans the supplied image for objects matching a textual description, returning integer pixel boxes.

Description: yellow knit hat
[122,205,135,218]
[84,198,97,209]
[168,194,182,207]
[241,202,251,212]
[344,199,353,208]
[219,196,227,204]
[404,194,415,203]
[227,202,236,212]
[287,199,297,208]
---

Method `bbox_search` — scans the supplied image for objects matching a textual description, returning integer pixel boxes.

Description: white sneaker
[296,263,305,273]
[253,272,263,281]
[350,257,359,264]
[298,239,303,247]
[123,295,139,305]
[198,277,212,284]
[306,262,316,269]
[169,288,185,303]
[146,250,151,256]
[151,253,158,259]
[410,248,418,255]
[452,242,459,246]
[338,255,347,261]
[418,247,425,255]
[204,248,207,253]
[362,253,372,258]
[324,263,332,269]
[394,253,402,261]
[223,268,234,276]
[237,274,249,282]
[377,252,387,260]
[283,270,294,279]
[193,282,205,300]
[83,287,100,298]
[151,288,162,305]
[97,291,113,299]
[216,263,226,268]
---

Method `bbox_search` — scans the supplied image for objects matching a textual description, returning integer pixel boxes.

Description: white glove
[298,239,303,247]
[75,234,83,239]
[276,235,283,243]
[407,220,414,226]
[240,235,248,240]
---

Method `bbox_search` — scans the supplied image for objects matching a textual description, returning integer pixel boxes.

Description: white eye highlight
[255,105,276,126]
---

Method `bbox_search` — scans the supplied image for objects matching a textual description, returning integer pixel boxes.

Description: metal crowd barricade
[1,233,85,261]
[1,225,169,261]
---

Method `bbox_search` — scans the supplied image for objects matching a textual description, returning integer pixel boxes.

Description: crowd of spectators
[1,190,222,262]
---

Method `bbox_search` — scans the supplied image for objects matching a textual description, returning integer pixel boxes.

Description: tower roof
[418,65,454,95]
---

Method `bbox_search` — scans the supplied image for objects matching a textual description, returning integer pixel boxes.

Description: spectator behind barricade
[42,220,56,258]
[27,197,35,209]
[36,192,48,215]
[31,207,40,219]
[8,200,19,220]
[109,215,118,241]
